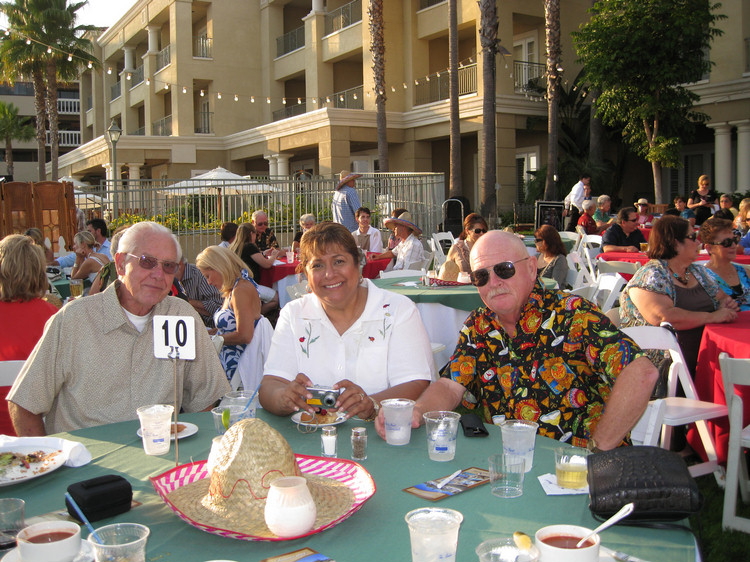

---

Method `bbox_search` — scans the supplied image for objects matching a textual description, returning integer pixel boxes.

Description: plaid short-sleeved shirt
[440,280,646,448]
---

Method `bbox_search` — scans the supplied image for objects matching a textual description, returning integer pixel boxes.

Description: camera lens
[322,392,337,408]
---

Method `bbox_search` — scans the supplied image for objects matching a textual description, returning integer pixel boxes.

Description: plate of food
[0,446,65,487]
[137,422,199,441]
[291,410,347,427]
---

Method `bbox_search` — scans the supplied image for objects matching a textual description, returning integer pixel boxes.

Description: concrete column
[732,119,750,193]
[126,163,143,210]
[275,154,291,176]
[310,0,324,13]
[265,155,278,177]
[123,47,135,71]
[147,27,160,53]
[708,122,733,193]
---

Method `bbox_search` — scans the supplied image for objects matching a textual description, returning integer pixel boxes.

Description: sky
[77,0,132,28]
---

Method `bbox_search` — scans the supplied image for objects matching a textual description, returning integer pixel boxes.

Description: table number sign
[153,315,196,360]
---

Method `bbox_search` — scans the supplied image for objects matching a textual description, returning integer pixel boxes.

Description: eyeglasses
[470,257,530,287]
[682,232,698,242]
[534,238,544,243]
[707,235,739,248]
[623,217,638,223]
[126,253,179,275]
[255,221,268,226]
[472,228,488,235]
[638,204,648,207]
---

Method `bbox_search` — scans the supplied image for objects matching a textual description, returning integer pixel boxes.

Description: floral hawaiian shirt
[440,280,646,448]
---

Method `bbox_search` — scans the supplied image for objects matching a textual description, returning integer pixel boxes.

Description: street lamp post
[107,119,122,218]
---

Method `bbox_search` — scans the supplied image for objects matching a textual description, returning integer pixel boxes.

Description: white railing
[46,130,81,146]
[57,98,80,114]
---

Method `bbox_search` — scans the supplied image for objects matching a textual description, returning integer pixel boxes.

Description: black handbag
[587,446,703,522]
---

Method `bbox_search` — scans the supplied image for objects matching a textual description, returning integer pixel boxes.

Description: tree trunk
[5,137,14,178]
[543,0,561,201]
[45,60,59,181]
[478,0,498,217]
[32,69,46,181]
[368,0,388,172]
[448,0,462,197]
[589,91,605,166]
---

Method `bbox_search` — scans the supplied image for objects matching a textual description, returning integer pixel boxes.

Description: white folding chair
[557,231,581,254]
[597,260,641,276]
[622,323,726,482]
[579,234,603,281]
[234,316,275,392]
[432,232,455,257]
[285,280,309,301]
[429,238,446,268]
[719,353,750,532]
[566,283,597,301]
[565,251,595,289]
[592,273,626,312]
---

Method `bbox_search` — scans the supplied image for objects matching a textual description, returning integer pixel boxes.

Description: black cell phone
[460,413,489,437]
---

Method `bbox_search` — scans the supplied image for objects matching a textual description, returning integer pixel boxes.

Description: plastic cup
[87,523,150,562]
[534,524,600,562]
[423,411,461,461]
[17,521,81,562]
[286,251,294,263]
[69,278,83,298]
[220,390,258,419]
[380,399,415,445]
[405,507,463,562]
[554,446,590,489]
[488,454,525,498]
[476,537,540,562]
[211,405,246,435]
[500,420,538,472]
[136,404,174,456]
[0,498,25,549]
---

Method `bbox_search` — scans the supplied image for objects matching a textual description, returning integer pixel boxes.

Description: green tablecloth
[50,278,90,299]
[2,411,696,561]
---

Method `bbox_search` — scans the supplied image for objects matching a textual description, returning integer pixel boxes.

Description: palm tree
[478,0,499,216]
[0,101,35,178]
[368,0,388,172]
[448,0,461,197]
[543,0,562,201]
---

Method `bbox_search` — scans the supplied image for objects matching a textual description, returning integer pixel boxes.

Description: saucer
[1,540,93,562]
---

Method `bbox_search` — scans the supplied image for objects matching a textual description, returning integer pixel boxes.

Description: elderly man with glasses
[375,230,657,451]
[601,207,647,253]
[252,210,279,253]
[8,221,230,436]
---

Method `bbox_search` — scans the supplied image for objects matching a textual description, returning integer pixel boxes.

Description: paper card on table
[153,315,196,360]
[394,281,421,287]
[403,467,490,501]
[537,473,589,495]
[261,548,333,562]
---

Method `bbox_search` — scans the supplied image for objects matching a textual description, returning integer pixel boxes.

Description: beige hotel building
[53,0,749,210]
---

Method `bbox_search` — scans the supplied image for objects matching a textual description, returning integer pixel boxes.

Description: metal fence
[90,173,444,261]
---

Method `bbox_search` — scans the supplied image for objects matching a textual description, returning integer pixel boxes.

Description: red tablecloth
[258,255,392,287]
[688,310,750,464]
[600,252,750,265]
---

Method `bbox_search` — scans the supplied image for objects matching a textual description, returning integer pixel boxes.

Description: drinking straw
[241,381,262,414]
[64,492,103,544]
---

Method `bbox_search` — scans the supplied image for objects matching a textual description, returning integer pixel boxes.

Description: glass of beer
[554,446,590,489]
[69,279,83,298]
[639,243,648,253]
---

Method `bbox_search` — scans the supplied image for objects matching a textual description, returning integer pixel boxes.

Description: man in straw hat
[371,211,426,271]
[163,418,360,538]
[332,171,362,232]
[8,221,230,435]
[375,230,658,452]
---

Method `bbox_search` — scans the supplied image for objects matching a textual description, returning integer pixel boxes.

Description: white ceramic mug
[534,524,600,562]
[17,521,81,562]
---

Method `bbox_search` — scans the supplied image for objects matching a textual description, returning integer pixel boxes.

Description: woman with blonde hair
[687,174,718,226]
[197,245,262,382]
[24,228,54,262]
[70,231,109,284]
[733,198,750,234]
[229,222,280,315]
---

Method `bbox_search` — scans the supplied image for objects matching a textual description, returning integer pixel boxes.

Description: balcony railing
[194,36,212,58]
[419,0,446,8]
[276,26,305,57]
[414,64,477,106]
[110,81,121,101]
[57,98,80,114]
[513,60,546,94]
[325,0,362,35]
[130,126,145,136]
[195,111,214,134]
[156,45,171,72]
[130,66,144,87]
[46,130,81,146]
[272,102,307,122]
[152,115,172,136]
[318,85,363,109]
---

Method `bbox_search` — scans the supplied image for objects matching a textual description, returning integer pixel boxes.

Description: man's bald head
[470,231,528,270]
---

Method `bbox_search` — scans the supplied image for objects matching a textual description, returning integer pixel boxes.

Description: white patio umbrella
[168,167,250,193]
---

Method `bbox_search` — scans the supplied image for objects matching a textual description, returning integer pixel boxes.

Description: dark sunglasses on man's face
[127,253,179,275]
[682,232,698,242]
[623,217,638,222]
[473,228,488,235]
[255,221,268,226]
[707,235,739,248]
[470,257,529,287]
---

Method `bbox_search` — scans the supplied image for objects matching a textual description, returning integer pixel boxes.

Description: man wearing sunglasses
[375,231,658,451]
[8,221,231,436]
[601,207,647,253]
[252,210,279,253]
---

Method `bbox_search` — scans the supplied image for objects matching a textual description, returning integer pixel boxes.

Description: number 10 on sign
[153,316,196,360]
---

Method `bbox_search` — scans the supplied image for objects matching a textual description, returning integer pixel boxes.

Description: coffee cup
[17,521,81,562]
[534,524,599,562]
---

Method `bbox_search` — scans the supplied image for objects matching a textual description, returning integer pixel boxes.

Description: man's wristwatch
[586,437,604,454]
[361,397,380,422]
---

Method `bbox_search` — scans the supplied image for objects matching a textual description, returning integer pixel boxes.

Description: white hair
[597,194,611,206]
[299,213,315,226]
[252,210,268,222]
[582,199,596,212]
[118,221,182,261]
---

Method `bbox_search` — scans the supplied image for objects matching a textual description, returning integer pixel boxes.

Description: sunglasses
[255,221,268,226]
[473,228,488,234]
[707,235,739,248]
[682,232,698,242]
[126,253,179,275]
[623,217,638,222]
[470,257,530,287]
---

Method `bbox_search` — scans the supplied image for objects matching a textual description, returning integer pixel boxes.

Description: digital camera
[306,386,341,408]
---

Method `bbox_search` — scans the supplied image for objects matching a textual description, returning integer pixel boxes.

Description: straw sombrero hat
[383,211,422,236]
[635,198,650,207]
[337,171,362,190]
[153,419,375,541]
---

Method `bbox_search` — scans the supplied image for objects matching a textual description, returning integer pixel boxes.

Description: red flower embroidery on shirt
[299,337,305,342]
[369,337,375,342]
